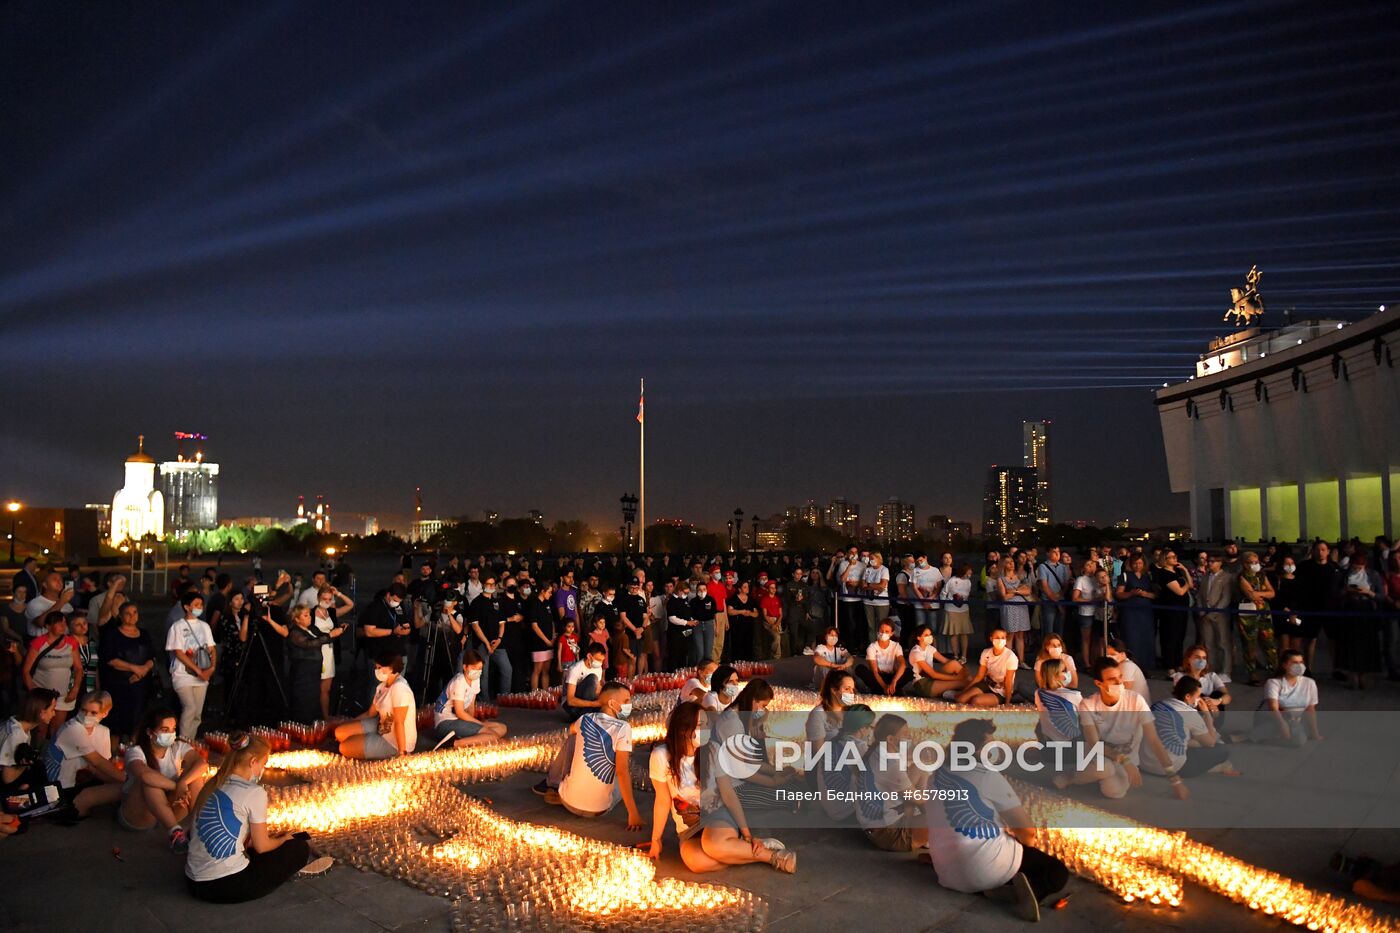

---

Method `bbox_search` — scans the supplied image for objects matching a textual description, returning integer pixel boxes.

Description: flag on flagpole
[637,386,644,423]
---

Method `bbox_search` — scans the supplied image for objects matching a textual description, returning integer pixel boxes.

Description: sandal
[769,849,797,874]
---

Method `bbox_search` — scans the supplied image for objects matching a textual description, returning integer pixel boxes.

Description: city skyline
[5,4,1398,538]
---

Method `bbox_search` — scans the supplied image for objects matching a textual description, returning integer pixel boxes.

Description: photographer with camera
[167,592,218,739]
[1,688,58,794]
[417,588,465,705]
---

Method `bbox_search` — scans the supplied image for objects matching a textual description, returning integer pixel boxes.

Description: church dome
[126,434,155,464]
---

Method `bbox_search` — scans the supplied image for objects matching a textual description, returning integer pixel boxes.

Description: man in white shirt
[926,718,1069,922]
[535,682,643,829]
[909,552,943,646]
[836,548,867,649]
[1067,658,1189,801]
[25,572,74,638]
[295,570,330,609]
[560,644,608,722]
[856,619,909,695]
[861,553,891,646]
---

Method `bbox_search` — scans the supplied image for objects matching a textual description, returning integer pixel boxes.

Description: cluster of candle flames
[261,689,1395,932]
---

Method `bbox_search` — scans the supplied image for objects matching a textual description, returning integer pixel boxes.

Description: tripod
[225,611,289,728]
[417,611,461,706]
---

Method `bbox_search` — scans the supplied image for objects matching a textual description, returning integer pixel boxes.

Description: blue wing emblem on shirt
[580,715,616,785]
[855,758,887,823]
[934,769,1000,840]
[433,686,450,716]
[196,790,243,860]
[1152,701,1188,758]
[1038,690,1081,740]
[44,741,64,783]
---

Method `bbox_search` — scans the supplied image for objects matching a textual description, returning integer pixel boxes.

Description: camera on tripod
[248,583,272,616]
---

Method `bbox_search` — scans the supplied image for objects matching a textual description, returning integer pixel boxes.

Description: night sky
[4,2,1398,535]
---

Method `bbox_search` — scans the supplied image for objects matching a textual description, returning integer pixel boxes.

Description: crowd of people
[1,535,1396,914]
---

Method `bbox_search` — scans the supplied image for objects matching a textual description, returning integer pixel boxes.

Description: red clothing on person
[759,595,782,621]
[708,581,728,612]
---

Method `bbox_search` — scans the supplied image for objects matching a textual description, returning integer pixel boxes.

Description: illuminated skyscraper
[1023,421,1052,527]
[982,465,1038,544]
[824,498,860,537]
[875,497,915,542]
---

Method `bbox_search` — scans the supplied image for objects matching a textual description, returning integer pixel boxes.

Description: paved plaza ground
[3,652,1399,932]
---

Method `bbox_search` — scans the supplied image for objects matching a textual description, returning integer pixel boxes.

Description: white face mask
[190,608,203,618]
[520,586,532,597]
[1287,662,1305,677]
[617,703,633,719]
[992,639,1006,649]
[466,669,482,681]
[1047,646,1062,657]
[722,683,740,699]
[375,668,391,683]
[154,732,176,748]
[1190,657,1207,671]
[1060,670,1072,687]
[1101,682,1122,701]
[1249,563,1262,573]
[587,659,602,671]
[826,635,839,646]
[693,728,710,747]
[387,598,401,610]
[1282,563,1295,574]
[319,600,333,609]
[839,691,856,706]
[877,632,891,643]
[80,712,100,728]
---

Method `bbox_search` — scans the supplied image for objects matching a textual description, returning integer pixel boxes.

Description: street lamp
[620,493,638,553]
[5,500,19,566]
[751,512,760,553]
[733,508,744,554]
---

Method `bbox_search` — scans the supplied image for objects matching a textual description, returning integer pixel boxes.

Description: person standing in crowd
[432,650,508,748]
[166,595,217,741]
[941,563,974,664]
[1273,553,1309,659]
[616,579,649,676]
[893,556,917,648]
[119,708,208,850]
[860,552,891,646]
[1252,649,1322,746]
[995,557,1033,662]
[726,581,758,664]
[527,580,558,691]
[25,571,74,638]
[691,581,718,665]
[554,570,579,635]
[783,570,809,658]
[1297,541,1341,676]
[358,582,411,699]
[88,572,128,629]
[1197,554,1235,677]
[706,565,729,664]
[803,568,829,657]
[1337,555,1385,690]
[1115,555,1157,673]
[1071,558,1103,669]
[759,581,784,661]
[956,628,1019,707]
[925,718,1070,922]
[334,650,415,759]
[312,585,355,719]
[99,601,155,743]
[499,577,529,693]
[1237,552,1278,686]
[663,580,697,669]
[23,611,83,741]
[837,547,867,650]
[1152,550,1192,673]
[646,579,669,671]
[186,732,322,903]
[286,606,343,725]
[469,577,510,702]
[1037,545,1069,642]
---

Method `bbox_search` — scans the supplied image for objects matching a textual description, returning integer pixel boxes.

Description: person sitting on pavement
[1144,675,1241,779]
[45,689,124,821]
[560,642,609,722]
[857,714,929,852]
[0,688,58,794]
[1173,644,1232,726]
[806,669,857,756]
[186,732,329,903]
[855,619,910,696]
[954,629,1020,707]
[432,650,508,749]
[535,681,644,828]
[682,659,719,706]
[118,707,208,852]
[645,699,795,874]
[334,649,416,759]
[905,624,968,698]
[705,665,742,713]
[811,625,854,690]
[925,718,1070,923]
[1251,649,1322,746]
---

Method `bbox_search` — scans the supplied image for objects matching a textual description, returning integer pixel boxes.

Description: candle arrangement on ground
[260,684,1396,932]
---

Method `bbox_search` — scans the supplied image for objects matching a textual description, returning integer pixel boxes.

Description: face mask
[693,728,711,747]
[917,559,927,568]
[250,763,265,783]
[154,732,176,748]
[388,598,401,610]
[722,683,740,699]
[1288,662,1305,677]
[375,668,391,683]
[1283,563,1295,574]
[588,659,602,671]
[751,709,766,722]
[485,588,496,597]
[617,703,633,719]
[521,586,532,597]
[992,639,1006,649]
[1249,563,1262,573]
[840,691,856,706]
[506,585,517,594]
[877,632,891,643]
[826,635,839,646]
[319,600,333,609]
[1061,670,1073,687]
[1101,683,1122,701]
[190,608,203,618]
[80,712,99,728]
[467,669,482,681]
[711,572,720,581]
[1191,657,1207,671]
[1047,646,1062,658]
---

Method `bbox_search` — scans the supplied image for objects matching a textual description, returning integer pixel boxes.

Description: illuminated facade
[110,436,164,547]
[875,497,915,542]
[160,460,219,535]
[824,498,859,536]
[1023,420,1052,527]
[1156,306,1400,542]
[982,465,1038,544]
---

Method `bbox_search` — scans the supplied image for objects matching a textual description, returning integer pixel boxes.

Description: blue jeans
[699,620,715,664]
[562,674,599,722]
[481,647,512,702]
[1040,603,1063,638]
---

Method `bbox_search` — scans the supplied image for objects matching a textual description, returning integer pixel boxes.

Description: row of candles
[260,681,1395,933]
[495,662,776,708]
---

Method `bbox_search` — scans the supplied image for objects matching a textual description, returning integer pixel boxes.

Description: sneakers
[168,826,190,854]
[758,837,786,851]
[543,789,562,806]
[1008,872,1041,922]
[299,855,335,876]
[531,780,551,797]
[802,646,815,656]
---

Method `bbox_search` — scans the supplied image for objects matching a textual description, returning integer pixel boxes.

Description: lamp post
[5,501,19,565]
[733,508,744,554]
[726,520,734,552]
[620,493,638,553]
[751,513,760,553]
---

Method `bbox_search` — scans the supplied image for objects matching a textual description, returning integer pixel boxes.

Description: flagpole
[639,377,646,553]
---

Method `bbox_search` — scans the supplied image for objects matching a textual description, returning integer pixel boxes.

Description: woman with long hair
[646,700,794,873]
[23,611,83,741]
[119,707,208,851]
[186,732,324,902]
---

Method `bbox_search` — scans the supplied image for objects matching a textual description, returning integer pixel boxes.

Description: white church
[110,435,164,547]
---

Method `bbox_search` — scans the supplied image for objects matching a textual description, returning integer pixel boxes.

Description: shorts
[352,719,401,760]
[117,804,155,832]
[971,679,1008,704]
[434,719,482,740]
[941,610,972,637]
[865,825,914,852]
[531,650,554,663]
[681,806,739,840]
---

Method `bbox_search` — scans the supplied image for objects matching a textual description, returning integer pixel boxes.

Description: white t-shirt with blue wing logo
[560,712,632,814]
[186,776,267,882]
[433,672,480,727]
[47,720,110,788]
[1035,688,1083,742]
[926,766,1023,892]
[1143,697,1206,775]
